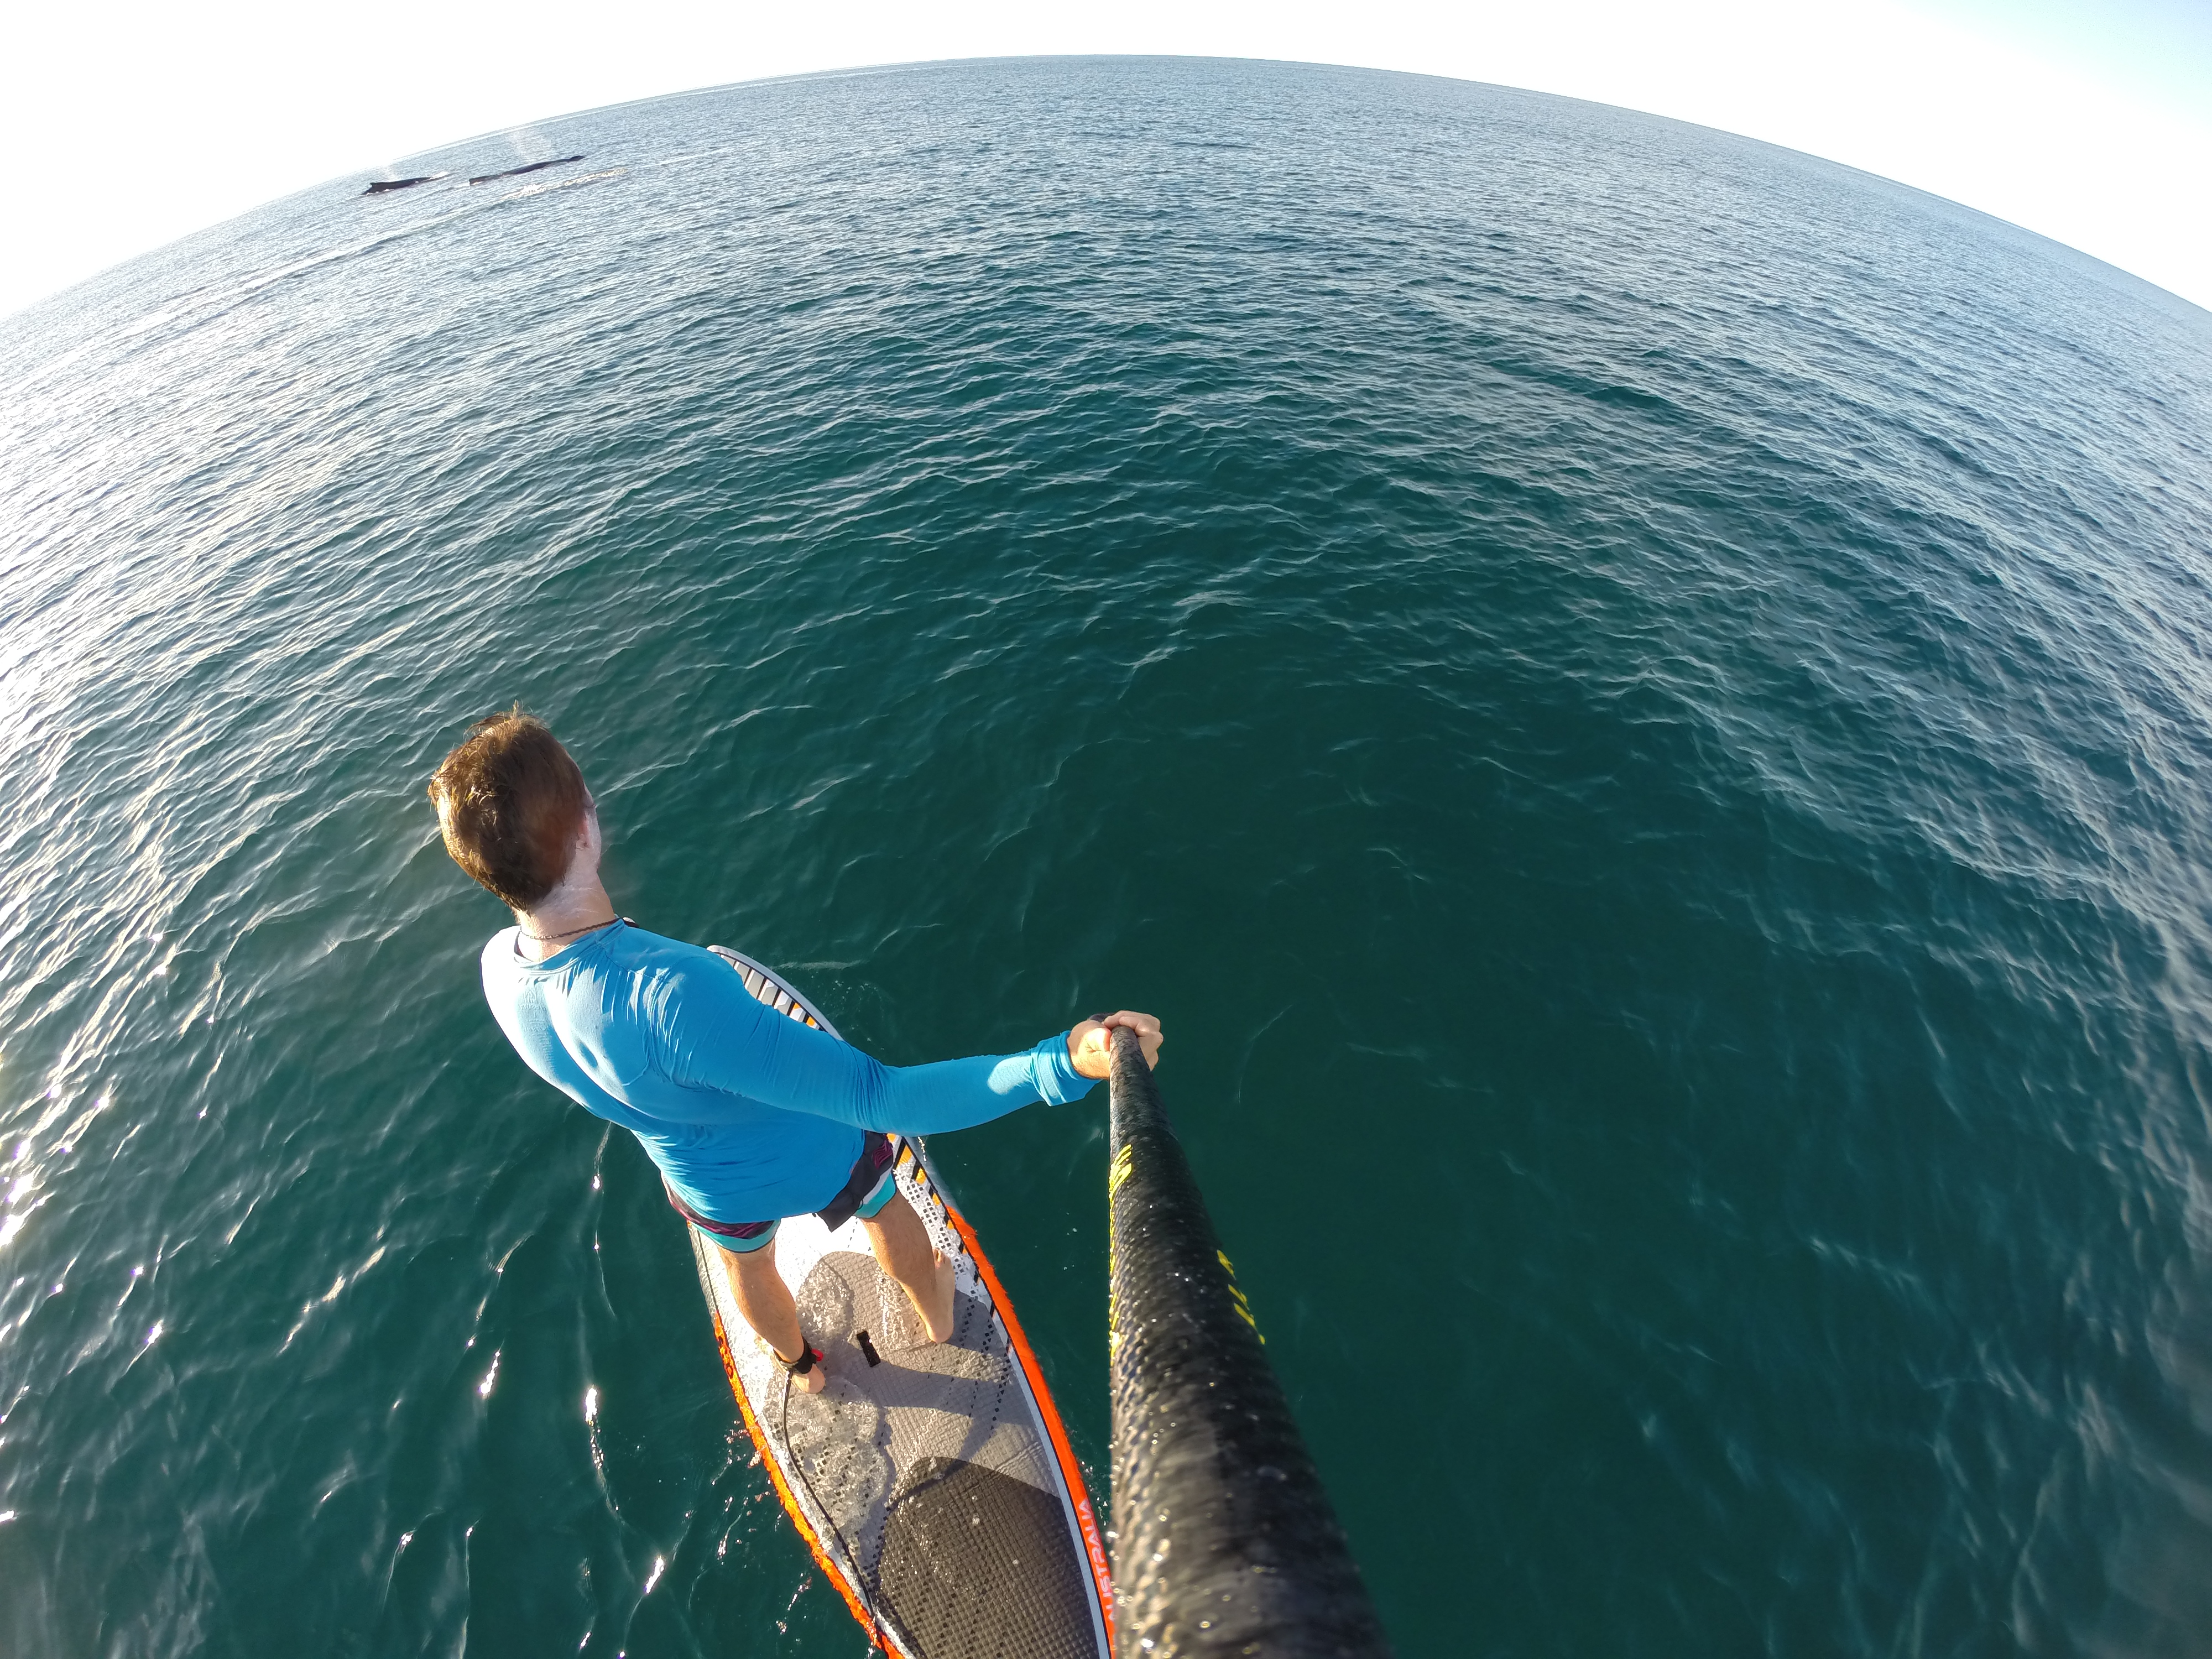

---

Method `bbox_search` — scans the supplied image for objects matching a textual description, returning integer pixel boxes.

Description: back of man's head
[428,709,589,909]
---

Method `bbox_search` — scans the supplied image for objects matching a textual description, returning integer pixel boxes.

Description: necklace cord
[519,915,621,945]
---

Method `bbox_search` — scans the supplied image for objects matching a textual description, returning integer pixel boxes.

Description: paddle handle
[1106,1025,1394,1658]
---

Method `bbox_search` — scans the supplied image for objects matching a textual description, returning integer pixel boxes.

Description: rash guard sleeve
[648,959,1095,1132]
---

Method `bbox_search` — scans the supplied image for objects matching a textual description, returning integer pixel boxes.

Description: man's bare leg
[862,1193,956,1343]
[716,1237,825,1394]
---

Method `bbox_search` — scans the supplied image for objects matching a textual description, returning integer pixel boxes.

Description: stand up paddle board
[689,946,1115,1658]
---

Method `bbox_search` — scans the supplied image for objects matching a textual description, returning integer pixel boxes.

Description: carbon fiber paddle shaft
[1107,1028,1392,1659]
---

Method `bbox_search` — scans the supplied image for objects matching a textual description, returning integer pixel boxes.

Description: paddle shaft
[1106,1026,1393,1658]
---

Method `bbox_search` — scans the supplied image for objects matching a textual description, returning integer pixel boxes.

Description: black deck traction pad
[875,1456,1100,1659]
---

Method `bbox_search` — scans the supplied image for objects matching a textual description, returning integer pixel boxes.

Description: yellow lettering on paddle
[1217,1250,1265,1343]
[1108,1143,1135,1197]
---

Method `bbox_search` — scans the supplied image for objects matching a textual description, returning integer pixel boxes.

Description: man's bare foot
[906,1251,957,1344]
[763,1335,827,1394]
[860,1195,958,1345]
[885,1256,956,1345]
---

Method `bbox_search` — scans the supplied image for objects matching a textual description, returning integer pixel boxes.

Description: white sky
[3,0,2208,322]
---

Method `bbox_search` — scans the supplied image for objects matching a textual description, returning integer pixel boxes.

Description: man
[429,708,1163,1395]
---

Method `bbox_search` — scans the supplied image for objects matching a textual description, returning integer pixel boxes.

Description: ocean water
[4,54,2212,1658]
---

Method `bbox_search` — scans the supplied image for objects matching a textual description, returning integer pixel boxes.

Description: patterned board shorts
[667,1130,899,1255]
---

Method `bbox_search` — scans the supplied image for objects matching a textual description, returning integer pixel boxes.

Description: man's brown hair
[427,709,590,909]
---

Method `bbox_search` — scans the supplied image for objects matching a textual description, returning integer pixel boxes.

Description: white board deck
[690,947,1114,1659]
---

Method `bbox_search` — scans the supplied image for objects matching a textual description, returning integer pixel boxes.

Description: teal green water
[6,55,2212,1657]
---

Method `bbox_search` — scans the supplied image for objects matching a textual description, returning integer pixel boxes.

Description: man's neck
[513,880,618,961]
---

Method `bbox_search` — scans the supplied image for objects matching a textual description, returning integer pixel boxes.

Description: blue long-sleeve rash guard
[480,920,1097,1223]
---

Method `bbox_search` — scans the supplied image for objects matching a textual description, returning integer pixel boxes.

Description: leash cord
[780,1363,896,1654]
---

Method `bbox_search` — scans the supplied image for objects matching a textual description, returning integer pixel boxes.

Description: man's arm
[651,962,1095,1133]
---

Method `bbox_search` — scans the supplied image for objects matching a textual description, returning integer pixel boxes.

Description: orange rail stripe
[937,1193,1119,1645]
[706,1291,888,1645]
